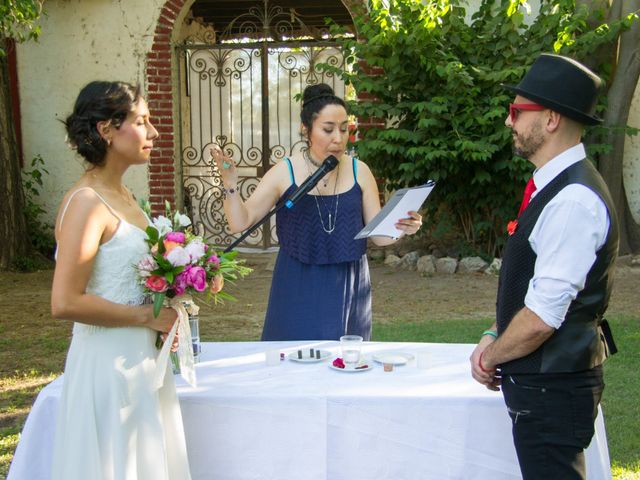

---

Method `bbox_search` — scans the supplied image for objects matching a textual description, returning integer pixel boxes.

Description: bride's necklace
[305,152,339,234]
[89,173,135,207]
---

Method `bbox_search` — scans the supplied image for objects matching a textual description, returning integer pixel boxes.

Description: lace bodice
[86,220,148,305]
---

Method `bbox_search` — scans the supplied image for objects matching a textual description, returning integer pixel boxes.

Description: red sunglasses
[509,103,546,123]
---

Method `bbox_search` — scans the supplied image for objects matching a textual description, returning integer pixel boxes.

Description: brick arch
[146,0,190,215]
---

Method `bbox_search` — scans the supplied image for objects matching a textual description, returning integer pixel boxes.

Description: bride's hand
[144,305,178,333]
[160,330,180,352]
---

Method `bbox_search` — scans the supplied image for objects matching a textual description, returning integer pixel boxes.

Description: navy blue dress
[261,158,372,341]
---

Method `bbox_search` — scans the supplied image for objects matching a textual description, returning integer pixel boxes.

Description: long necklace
[305,151,339,234]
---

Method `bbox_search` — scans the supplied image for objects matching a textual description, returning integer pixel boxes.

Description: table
[8,341,611,480]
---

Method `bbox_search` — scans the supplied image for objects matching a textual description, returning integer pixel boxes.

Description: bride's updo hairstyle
[300,83,347,137]
[64,81,141,166]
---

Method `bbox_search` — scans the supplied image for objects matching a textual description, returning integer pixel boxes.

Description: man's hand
[470,335,501,391]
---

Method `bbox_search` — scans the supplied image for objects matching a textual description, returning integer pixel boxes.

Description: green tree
[585,0,640,254]
[327,0,639,255]
[0,0,44,269]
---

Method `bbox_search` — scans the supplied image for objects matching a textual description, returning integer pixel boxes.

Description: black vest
[496,159,619,374]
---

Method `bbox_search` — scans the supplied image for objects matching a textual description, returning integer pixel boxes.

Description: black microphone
[284,155,340,209]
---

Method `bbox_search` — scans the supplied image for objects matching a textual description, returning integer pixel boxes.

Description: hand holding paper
[355,182,435,239]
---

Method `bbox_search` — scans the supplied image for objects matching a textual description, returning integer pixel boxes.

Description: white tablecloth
[8,341,611,480]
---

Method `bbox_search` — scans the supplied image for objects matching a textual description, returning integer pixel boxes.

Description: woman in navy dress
[211,84,422,340]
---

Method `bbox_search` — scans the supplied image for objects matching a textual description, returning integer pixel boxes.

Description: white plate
[329,360,373,373]
[288,349,332,363]
[372,352,415,366]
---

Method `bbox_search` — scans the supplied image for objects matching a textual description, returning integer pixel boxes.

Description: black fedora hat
[503,53,603,125]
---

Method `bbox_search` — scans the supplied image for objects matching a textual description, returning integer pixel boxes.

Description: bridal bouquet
[135,201,251,388]
[136,201,252,316]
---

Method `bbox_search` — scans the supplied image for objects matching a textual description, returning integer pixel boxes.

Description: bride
[50,81,191,479]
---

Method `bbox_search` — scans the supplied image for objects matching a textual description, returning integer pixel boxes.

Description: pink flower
[186,266,207,292]
[137,254,158,277]
[165,231,186,243]
[174,271,189,296]
[145,275,169,293]
[210,274,224,294]
[207,254,220,269]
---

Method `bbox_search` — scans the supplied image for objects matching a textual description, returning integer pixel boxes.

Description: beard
[511,120,544,159]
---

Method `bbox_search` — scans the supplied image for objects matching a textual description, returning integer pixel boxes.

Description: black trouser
[501,366,604,480]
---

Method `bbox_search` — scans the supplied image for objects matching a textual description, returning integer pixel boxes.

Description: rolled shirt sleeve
[524,184,610,329]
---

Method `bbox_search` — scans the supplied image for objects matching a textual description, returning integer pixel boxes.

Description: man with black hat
[470,53,619,479]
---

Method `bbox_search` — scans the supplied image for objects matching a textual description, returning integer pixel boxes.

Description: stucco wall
[16,0,166,224]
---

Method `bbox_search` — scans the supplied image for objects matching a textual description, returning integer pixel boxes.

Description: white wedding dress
[51,189,191,480]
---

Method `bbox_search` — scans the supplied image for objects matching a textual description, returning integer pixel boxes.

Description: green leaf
[153,293,165,318]
[146,226,159,243]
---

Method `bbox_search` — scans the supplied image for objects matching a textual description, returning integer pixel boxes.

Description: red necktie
[517,177,536,217]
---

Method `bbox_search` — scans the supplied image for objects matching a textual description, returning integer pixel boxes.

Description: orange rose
[210,274,224,294]
[163,240,181,254]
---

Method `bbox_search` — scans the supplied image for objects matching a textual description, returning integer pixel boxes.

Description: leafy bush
[15,154,55,271]
[324,0,632,256]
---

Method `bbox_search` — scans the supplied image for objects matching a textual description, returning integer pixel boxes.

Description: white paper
[355,182,435,239]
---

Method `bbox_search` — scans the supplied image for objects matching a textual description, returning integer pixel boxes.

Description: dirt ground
[204,252,639,334]
[2,251,636,356]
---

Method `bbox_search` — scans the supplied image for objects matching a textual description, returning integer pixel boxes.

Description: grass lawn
[1,310,638,479]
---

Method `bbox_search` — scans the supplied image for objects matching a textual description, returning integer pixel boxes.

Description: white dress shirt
[524,143,611,329]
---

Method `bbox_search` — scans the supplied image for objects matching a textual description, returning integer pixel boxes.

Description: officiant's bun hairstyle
[300,84,346,135]
[64,81,141,166]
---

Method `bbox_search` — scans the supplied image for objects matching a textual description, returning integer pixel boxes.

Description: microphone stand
[223,200,286,253]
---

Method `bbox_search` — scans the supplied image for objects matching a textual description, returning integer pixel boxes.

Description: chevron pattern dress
[261,158,372,341]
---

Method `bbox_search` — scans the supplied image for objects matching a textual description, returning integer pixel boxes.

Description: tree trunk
[0,39,29,269]
[599,0,640,254]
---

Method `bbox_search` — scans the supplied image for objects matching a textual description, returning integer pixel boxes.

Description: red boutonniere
[507,219,518,236]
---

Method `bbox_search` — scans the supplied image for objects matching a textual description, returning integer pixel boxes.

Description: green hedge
[324,0,630,256]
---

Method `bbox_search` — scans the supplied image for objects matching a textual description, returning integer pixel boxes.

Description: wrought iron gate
[177,5,348,249]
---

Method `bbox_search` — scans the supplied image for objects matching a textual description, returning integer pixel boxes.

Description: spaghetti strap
[285,157,295,185]
[352,157,358,185]
[58,187,122,230]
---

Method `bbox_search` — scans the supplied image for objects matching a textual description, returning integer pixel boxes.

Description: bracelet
[222,185,238,199]
[478,351,492,374]
[481,330,498,339]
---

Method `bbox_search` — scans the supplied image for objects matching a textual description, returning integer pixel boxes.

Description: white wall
[16,0,165,224]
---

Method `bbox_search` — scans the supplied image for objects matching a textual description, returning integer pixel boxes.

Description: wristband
[478,351,492,374]
[481,330,497,339]
[222,185,238,199]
